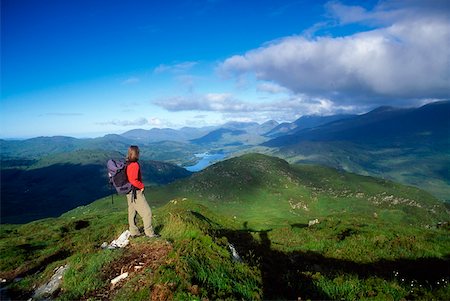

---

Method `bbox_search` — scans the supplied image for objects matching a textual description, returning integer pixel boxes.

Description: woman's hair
[126,145,140,162]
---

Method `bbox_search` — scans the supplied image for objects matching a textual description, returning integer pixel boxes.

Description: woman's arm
[127,163,145,190]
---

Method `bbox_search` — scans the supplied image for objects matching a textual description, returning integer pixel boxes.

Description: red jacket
[126,162,144,190]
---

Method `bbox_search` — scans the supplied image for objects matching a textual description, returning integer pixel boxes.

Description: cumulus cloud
[326,0,450,26]
[153,93,254,112]
[257,82,289,94]
[219,0,450,108]
[153,92,357,123]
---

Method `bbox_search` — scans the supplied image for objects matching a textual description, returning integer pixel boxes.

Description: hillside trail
[84,239,173,301]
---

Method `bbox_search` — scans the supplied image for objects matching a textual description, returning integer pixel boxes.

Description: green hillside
[269,140,450,201]
[1,154,449,300]
[151,153,448,229]
[0,136,202,166]
[262,101,450,201]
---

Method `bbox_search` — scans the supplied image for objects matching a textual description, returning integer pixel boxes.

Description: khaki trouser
[127,189,155,237]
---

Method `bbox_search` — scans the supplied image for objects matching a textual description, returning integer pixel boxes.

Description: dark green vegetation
[0,135,202,164]
[1,154,449,300]
[1,149,191,224]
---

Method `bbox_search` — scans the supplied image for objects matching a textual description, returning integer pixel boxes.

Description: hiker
[126,145,158,238]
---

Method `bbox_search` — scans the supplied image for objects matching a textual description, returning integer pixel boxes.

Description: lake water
[185,152,227,172]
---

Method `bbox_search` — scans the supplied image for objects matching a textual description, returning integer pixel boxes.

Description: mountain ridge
[264,100,450,147]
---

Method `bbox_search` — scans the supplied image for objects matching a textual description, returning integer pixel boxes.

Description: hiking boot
[146,234,160,238]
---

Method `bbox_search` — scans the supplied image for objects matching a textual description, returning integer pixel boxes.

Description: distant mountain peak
[367,106,398,114]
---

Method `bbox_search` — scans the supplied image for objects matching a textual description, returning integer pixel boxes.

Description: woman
[126,145,158,238]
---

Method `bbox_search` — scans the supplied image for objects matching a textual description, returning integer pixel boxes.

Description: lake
[185,152,227,172]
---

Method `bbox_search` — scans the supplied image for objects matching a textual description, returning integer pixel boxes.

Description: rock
[111,272,128,285]
[107,230,131,249]
[228,244,242,262]
[33,264,69,299]
[308,219,319,227]
[437,221,449,229]
[189,284,199,295]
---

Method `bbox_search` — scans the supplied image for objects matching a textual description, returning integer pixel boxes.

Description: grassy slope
[273,140,450,201]
[151,153,448,229]
[1,153,449,300]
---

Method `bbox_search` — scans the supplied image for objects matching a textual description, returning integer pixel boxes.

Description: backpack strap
[132,186,137,201]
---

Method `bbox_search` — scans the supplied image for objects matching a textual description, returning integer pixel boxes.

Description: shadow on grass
[218,228,450,300]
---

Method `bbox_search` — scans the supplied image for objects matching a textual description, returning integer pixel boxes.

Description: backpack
[107,159,133,195]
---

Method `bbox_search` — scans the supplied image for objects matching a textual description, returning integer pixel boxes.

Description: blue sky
[1,0,449,138]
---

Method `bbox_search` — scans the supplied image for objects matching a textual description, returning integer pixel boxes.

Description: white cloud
[326,0,450,27]
[121,77,140,85]
[148,117,163,126]
[153,61,198,74]
[153,91,359,124]
[219,0,450,108]
[257,82,288,94]
[153,93,254,112]
[104,117,149,127]
[97,116,179,128]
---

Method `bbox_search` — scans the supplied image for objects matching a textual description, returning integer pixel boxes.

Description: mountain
[265,114,356,138]
[265,101,450,147]
[262,101,450,200]
[1,153,449,301]
[0,120,279,163]
[121,127,212,142]
[0,135,133,159]
[221,120,279,134]
[190,121,279,147]
[0,149,191,224]
[258,120,279,134]
[222,121,260,130]
[0,135,202,166]
[190,128,247,145]
[0,136,83,159]
[120,122,280,143]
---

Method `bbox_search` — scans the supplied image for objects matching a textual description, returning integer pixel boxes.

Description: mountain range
[264,101,449,147]
[1,101,449,224]
[262,101,450,200]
